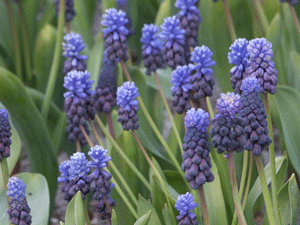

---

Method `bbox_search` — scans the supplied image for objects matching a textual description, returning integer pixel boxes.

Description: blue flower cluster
[184,108,209,132]
[240,75,261,95]
[216,92,241,120]
[175,192,198,224]
[0,108,11,160]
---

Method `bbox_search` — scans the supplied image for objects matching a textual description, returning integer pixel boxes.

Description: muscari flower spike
[55,0,76,22]
[175,0,201,48]
[238,76,272,155]
[216,92,241,120]
[246,38,278,94]
[182,108,214,189]
[160,16,187,69]
[280,0,298,6]
[141,24,165,75]
[101,8,129,62]
[228,38,250,93]
[189,45,216,101]
[7,177,32,225]
[117,81,140,130]
[88,146,116,220]
[116,0,135,37]
[171,65,193,114]
[0,108,12,161]
[175,192,198,225]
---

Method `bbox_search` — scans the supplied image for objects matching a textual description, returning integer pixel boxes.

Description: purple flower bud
[55,0,76,22]
[0,108,11,160]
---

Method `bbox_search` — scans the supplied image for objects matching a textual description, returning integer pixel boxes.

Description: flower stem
[103,195,112,224]
[17,3,32,83]
[255,155,276,225]
[238,151,249,200]
[154,71,183,153]
[76,139,81,152]
[242,153,253,211]
[262,93,280,224]
[95,115,151,190]
[132,130,176,223]
[106,113,116,140]
[288,2,300,37]
[79,124,94,147]
[89,118,103,146]
[41,0,65,119]
[198,186,210,225]
[1,158,11,221]
[227,151,247,225]
[120,59,132,82]
[4,0,22,79]
[222,0,237,43]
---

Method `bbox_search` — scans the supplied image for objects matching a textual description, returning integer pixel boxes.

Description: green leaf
[0,67,58,208]
[0,173,50,225]
[278,174,299,225]
[289,52,300,91]
[111,209,118,225]
[266,13,283,56]
[270,86,300,176]
[65,192,85,225]
[137,195,162,225]
[162,204,174,225]
[60,222,65,225]
[155,0,176,26]
[134,210,152,225]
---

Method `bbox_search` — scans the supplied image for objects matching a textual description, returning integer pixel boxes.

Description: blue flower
[280,0,298,6]
[160,16,185,46]
[116,81,140,112]
[228,38,249,71]
[57,160,71,183]
[88,145,112,169]
[101,8,129,39]
[0,108,8,118]
[116,0,127,7]
[240,76,261,95]
[68,152,90,181]
[190,45,216,74]
[171,65,193,93]
[141,24,163,55]
[63,70,95,102]
[175,192,197,215]
[62,32,88,67]
[184,108,209,132]
[7,177,26,200]
[216,92,241,119]
[175,0,199,16]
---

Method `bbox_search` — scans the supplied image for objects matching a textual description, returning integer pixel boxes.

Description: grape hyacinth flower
[0,109,11,161]
[141,24,165,75]
[238,76,272,155]
[88,146,116,220]
[160,16,187,69]
[171,65,192,114]
[182,108,214,189]
[175,0,201,48]
[62,32,88,75]
[116,0,135,37]
[280,0,298,6]
[94,51,117,113]
[64,70,95,146]
[246,38,278,94]
[210,93,246,154]
[55,0,76,22]
[228,38,250,94]
[189,46,216,101]
[58,153,90,201]
[7,177,32,225]
[101,8,129,62]
[175,192,198,225]
[116,81,140,130]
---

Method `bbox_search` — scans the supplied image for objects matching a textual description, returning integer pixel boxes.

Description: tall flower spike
[246,38,278,94]
[116,0,135,37]
[62,32,88,75]
[7,177,32,225]
[182,108,214,189]
[88,146,116,220]
[94,51,117,113]
[55,0,76,22]
[171,65,193,114]
[64,70,95,146]
[280,0,298,6]
[116,81,140,130]
[175,192,198,225]
[0,109,12,161]
[189,46,216,101]
[101,8,129,62]
[238,76,272,155]
[228,38,250,94]
[175,0,201,48]
[210,92,246,154]
[141,24,165,75]
[58,160,73,201]
[160,16,187,69]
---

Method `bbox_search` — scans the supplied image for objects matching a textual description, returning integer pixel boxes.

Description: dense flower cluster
[228,38,250,94]
[141,24,165,75]
[182,108,214,189]
[175,192,198,225]
[7,177,32,225]
[171,65,193,114]
[0,108,11,161]
[101,8,129,62]
[55,0,76,22]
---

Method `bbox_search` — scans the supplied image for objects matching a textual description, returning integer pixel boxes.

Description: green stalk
[255,155,276,225]
[17,3,32,83]
[154,72,183,153]
[252,0,269,32]
[222,0,237,42]
[262,94,280,224]
[288,2,300,37]
[95,115,151,190]
[1,158,11,225]
[41,0,65,119]
[242,153,253,212]
[4,0,22,79]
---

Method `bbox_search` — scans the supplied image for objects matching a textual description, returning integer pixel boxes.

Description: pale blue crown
[216,92,241,119]
[171,65,193,93]
[57,160,71,183]
[88,145,112,169]
[189,45,216,74]
[141,24,163,55]
[160,16,185,47]
[175,192,197,215]
[247,38,274,68]
[116,81,140,111]
[7,177,26,200]
[0,108,8,118]
[228,38,249,71]
[240,76,261,95]
[68,152,90,180]
[175,0,199,16]
[184,108,209,132]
